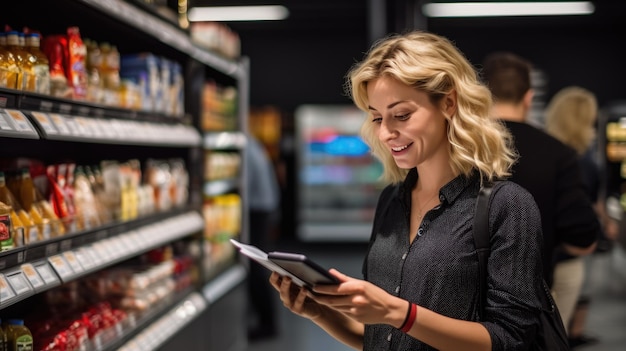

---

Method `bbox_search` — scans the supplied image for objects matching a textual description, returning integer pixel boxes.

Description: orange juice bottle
[5,31,33,91]
[25,32,51,95]
[0,32,21,90]
[0,171,37,245]
[18,168,52,240]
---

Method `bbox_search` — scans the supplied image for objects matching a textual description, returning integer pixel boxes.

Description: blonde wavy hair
[345,31,517,184]
[544,86,597,155]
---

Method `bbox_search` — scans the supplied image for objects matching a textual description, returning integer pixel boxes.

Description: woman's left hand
[310,269,406,328]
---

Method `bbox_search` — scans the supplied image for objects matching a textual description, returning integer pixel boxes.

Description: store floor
[247,239,626,351]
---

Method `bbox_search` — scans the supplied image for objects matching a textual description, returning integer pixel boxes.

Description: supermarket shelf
[203,131,247,150]
[0,108,39,139]
[202,264,247,305]
[204,178,239,197]
[0,210,204,310]
[79,0,244,79]
[26,110,201,147]
[116,290,208,351]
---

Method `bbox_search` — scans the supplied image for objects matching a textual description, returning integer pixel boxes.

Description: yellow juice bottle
[19,168,51,240]
[25,32,50,95]
[4,319,33,351]
[0,33,21,90]
[5,31,34,91]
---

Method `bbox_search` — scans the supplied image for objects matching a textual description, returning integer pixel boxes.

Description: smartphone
[267,251,340,288]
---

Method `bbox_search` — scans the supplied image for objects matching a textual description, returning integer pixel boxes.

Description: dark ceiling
[184,0,625,111]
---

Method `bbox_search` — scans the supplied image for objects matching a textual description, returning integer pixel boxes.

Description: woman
[270,30,545,350]
[545,86,616,346]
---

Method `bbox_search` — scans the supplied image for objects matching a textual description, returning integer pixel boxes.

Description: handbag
[473,182,571,350]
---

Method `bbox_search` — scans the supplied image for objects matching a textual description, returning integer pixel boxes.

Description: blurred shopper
[544,86,618,347]
[481,52,600,291]
[245,134,281,340]
[270,30,550,350]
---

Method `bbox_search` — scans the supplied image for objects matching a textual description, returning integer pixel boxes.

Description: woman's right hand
[270,272,324,320]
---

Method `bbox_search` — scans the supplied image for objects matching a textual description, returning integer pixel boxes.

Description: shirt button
[402,252,407,260]
[387,333,392,341]
[439,194,445,201]
[417,228,424,236]
[395,286,400,294]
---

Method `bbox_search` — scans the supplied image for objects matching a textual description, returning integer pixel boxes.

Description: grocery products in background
[0,157,189,252]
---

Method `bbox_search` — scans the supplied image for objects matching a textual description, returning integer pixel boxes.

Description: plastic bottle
[0,318,7,351]
[5,31,34,91]
[0,33,21,90]
[19,168,52,240]
[4,319,33,351]
[25,32,51,95]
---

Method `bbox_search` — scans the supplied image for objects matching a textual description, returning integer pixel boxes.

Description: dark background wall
[222,0,625,111]
[191,0,625,240]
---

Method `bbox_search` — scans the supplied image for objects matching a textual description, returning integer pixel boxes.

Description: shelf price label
[0,110,13,130]
[34,262,60,286]
[0,273,16,302]
[4,109,35,132]
[63,251,85,275]
[74,247,96,271]
[48,113,72,135]
[30,111,59,134]
[21,263,45,290]
[6,271,33,296]
[48,254,75,281]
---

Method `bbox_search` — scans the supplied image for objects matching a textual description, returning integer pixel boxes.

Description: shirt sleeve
[554,146,601,248]
[480,181,545,350]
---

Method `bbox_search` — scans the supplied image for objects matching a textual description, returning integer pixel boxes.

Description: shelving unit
[0,1,249,350]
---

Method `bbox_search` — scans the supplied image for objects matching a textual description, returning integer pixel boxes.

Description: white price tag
[34,263,60,285]
[63,251,84,274]
[48,113,72,135]
[5,109,34,132]
[21,263,44,289]
[48,254,75,280]
[6,271,32,295]
[0,274,16,302]
[0,110,14,130]
[30,111,58,134]
[74,247,95,271]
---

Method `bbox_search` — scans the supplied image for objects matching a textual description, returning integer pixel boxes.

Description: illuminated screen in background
[295,105,385,242]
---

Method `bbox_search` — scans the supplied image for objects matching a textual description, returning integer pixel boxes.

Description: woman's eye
[372,117,382,123]
[395,113,410,120]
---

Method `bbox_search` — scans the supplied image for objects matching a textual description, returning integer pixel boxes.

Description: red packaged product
[65,27,88,100]
[42,34,73,99]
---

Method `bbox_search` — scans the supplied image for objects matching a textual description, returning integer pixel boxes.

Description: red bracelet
[399,302,418,333]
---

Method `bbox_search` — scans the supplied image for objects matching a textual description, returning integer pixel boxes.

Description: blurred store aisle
[248,240,626,351]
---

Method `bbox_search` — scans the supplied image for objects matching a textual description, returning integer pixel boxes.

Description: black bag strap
[473,181,502,317]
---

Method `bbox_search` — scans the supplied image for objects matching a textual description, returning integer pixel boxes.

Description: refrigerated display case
[295,105,384,242]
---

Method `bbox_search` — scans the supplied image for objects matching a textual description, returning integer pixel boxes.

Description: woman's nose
[379,119,397,141]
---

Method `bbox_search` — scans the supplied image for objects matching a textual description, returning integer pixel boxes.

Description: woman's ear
[443,89,457,118]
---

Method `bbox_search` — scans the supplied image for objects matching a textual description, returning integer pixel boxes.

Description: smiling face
[367,76,452,170]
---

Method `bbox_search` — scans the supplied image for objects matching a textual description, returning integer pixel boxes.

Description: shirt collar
[398,168,478,206]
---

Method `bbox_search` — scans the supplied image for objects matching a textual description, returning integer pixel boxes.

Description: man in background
[481,51,599,289]
[245,135,281,340]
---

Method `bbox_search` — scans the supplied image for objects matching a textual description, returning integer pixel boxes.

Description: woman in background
[545,86,618,348]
